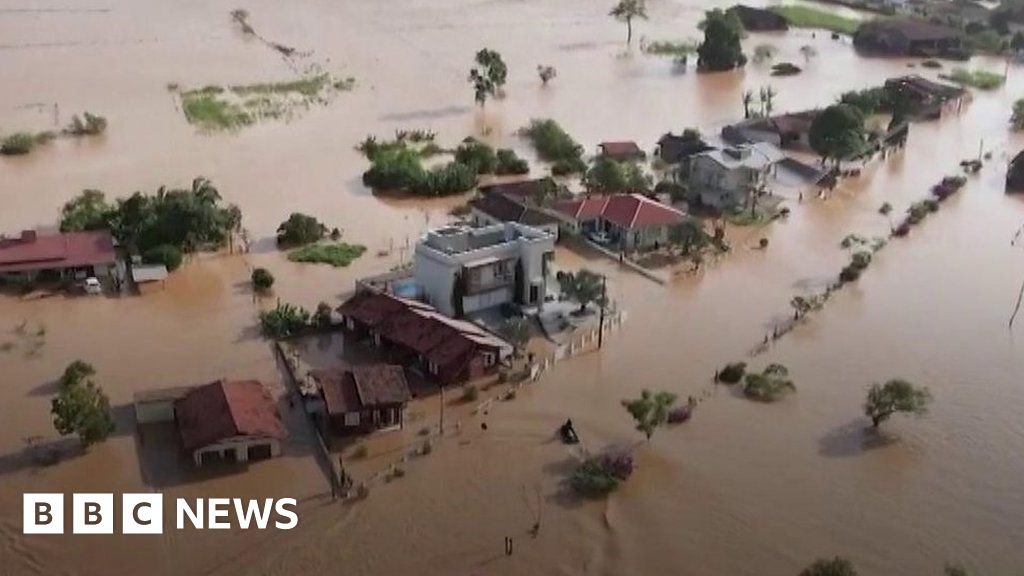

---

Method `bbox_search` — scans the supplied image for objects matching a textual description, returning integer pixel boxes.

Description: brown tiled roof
[469,193,559,227]
[554,194,685,230]
[0,230,116,273]
[337,290,430,328]
[174,380,286,452]
[312,365,410,416]
[598,141,645,161]
[478,179,551,201]
[352,365,411,406]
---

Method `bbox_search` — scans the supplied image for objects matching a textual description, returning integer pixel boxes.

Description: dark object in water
[667,406,692,424]
[893,222,911,237]
[559,419,579,444]
[770,62,802,76]
[921,59,942,69]
[1009,150,1024,193]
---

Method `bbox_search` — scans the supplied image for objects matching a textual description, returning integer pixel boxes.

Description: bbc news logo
[24,494,298,534]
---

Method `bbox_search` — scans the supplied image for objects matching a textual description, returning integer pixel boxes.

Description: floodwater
[2,0,1024,574]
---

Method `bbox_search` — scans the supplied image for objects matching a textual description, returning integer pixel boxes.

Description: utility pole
[598,274,607,349]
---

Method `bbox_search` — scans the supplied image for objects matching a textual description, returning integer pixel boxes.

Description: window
[345,412,360,426]
[483,352,496,367]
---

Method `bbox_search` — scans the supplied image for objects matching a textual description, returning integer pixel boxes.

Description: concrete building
[414,223,555,317]
[689,143,785,209]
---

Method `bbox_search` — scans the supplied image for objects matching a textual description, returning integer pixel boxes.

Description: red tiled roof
[554,194,685,230]
[337,290,430,328]
[0,230,116,273]
[174,380,286,452]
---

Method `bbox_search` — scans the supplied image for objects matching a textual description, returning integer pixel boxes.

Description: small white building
[414,223,555,317]
[689,142,784,209]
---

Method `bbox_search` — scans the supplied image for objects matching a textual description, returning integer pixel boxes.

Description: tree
[609,0,648,46]
[51,363,115,448]
[142,244,184,271]
[759,85,777,117]
[585,157,628,192]
[315,301,334,327]
[277,213,327,247]
[60,190,114,232]
[864,379,932,428]
[697,9,747,72]
[499,317,533,353]
[622,389,677,440]
[59,360,95,389]
[742,90,755,119]
[252,267,274,292]
[468,48,508,108]
[1012,98,1024,131]
[800,44,818,62]
[808,104,866,165]
[65,112,108,136]
[557,269,606,312]
[743,364,796,402]
[455,138,498,174]
[537,65,557,86]
[799,557,858,576]
[668,220,708,254]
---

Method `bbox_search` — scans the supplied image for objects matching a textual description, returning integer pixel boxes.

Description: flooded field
[2,0,1024,575]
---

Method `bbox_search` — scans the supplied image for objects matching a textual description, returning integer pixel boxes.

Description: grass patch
[177,74,355,131]
[941,68,1005,90]
[288,243,366,267]
[770,5,862,35]
[518,119,586,175]
[643,40,698,61]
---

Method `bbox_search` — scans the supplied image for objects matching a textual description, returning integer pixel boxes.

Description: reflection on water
[2,0,1024,575]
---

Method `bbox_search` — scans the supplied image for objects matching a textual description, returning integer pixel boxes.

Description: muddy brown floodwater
[3,0,1024,574]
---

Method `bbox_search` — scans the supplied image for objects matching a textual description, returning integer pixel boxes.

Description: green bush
[142,244,184,271]
[251,268,274,292]
[1,132,37,155]
[718,362,746,384]
[277,213,327,247]
[495,148,529,175]
[411,162,478,196]
[259,302,312,339]
[742,364,795,402]
[362,147,427,191]
[455,139,497,174]
[66,112,108,136]
[519,119,586,174]
[839,264,861,283]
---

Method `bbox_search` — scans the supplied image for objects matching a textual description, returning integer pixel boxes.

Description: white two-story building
[414,223,555,318]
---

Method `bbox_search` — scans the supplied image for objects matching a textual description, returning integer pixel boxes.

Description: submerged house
[853,19,966,58]
[338,291,513,385]
[309,365,411,434]
[728,4,789,31]
[467,189,561,238]
[173,380,287,467]
[413,223,555,317]
[884,75,965,119]
[1008,150,1024,193]
[597,141,646,162]
[0,229,117,283]
[654,132,715,180]
[554,193,687,251]
[722,111,817,150]
[689,143,785,209]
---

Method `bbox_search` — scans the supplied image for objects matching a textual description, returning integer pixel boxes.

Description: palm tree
[759,85,777,117]
[191,176,221,205]
[742,90,754,119]
[609,0,648,46]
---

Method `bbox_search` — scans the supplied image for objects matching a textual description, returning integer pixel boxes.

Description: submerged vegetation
[519,118,586,175]
[743,364,795,402]
[864,379,932,428]
[287,243,367,267]
[59,178,241,258]
[643,39,697,62]
[175,73,354,131]
[1,131,55,156]
[259,301,313,339]
[697,9,747,71]
[51,361,114,448]
[64,112,108,136]
[571,452,634,497]
[770,5,861,36]
[941,68,1005,91]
